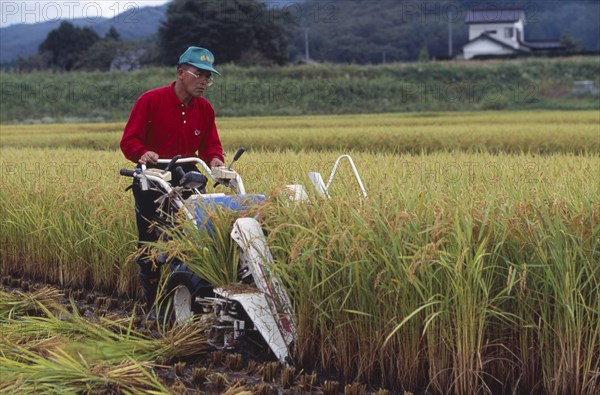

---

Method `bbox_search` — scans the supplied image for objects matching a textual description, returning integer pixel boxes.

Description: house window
[504,28,514,38]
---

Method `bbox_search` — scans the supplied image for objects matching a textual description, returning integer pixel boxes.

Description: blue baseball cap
[178,46,221,76]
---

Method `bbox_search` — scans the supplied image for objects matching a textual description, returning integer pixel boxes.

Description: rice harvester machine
[119,148,367,364]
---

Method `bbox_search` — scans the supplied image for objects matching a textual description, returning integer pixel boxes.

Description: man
[120,46,225,314]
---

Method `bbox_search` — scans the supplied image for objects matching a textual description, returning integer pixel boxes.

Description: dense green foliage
[158,0,290,66]
[1,57,598,123]
[288,0,600,63]
[29,21,136,72]
[38,21,100,71]
[8,0,599,71]
[522,0,599,51]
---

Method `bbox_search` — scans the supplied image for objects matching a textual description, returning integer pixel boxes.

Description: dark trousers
[131,164,198,310]
[132,164,198,275]
[132,182,169,275]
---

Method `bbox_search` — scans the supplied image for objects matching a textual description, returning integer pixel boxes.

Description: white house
[462,8,563,60]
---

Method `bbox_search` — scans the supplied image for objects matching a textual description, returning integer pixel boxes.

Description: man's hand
[209,158,224,168]
[139,151,159,165]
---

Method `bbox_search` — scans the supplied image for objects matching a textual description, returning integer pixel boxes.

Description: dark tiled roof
[521,40,564,50]
[466,8,525,24]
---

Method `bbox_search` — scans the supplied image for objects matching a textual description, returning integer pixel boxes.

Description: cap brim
[187,62,221,76]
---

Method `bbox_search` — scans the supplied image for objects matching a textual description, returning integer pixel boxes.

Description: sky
[0,0,171,27]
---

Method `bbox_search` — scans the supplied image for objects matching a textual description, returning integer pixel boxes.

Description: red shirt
[120,82,224,164]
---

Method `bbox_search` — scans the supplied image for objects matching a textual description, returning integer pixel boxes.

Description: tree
[75,40,135,71]
[560,30,582,52]
[105,26,121,41]
[418,47,430,62]
[39,21,100,71]
[158,0,290,66]
[18,52,52,72]
[74,27,127,71]
[289,0,465,63]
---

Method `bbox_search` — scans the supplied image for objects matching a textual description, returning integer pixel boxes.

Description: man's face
[179,66,213,98]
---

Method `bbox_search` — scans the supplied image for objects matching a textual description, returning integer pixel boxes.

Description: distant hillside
[0,0,303,65]
[289,0,600,62]
[0,4,168,63]
[1,0,598,65]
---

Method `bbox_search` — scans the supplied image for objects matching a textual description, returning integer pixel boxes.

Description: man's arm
[198,104,225,168]
[121,95,152,163]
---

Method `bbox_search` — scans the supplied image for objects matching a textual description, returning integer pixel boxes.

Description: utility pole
[448,10,453,58]
[382,51,386,64]
[304,28,310,61]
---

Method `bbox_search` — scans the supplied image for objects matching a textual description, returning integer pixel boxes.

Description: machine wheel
[166,263,213,324]
[172,284,195,323]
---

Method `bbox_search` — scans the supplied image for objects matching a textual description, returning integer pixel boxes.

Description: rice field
[1,110,599,394]
[1,111,598,153]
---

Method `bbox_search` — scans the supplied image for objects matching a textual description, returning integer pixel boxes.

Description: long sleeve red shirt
[120,82,224,164]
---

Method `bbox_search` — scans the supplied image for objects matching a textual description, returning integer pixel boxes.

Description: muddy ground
[1,275,398,395]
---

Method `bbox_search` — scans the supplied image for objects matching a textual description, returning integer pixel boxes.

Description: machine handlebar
[119,169,135,177]
[163,154,182,174]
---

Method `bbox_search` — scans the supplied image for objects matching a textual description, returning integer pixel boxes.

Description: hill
[0,4,168,64]
[0,1,302,65]
[1,0,598,66]
[288,0,600,62]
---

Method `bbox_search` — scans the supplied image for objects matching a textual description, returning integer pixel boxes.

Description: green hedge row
[1,57,598,123]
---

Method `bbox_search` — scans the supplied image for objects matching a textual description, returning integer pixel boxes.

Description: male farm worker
[120,46,225,315]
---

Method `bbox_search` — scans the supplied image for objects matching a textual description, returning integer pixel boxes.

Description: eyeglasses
[183,69,214,86]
